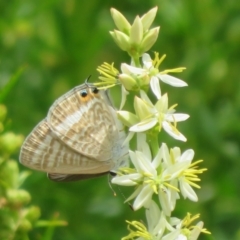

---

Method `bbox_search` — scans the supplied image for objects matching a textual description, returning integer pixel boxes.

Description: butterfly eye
[80,89,88,98]
[92,87,99,94]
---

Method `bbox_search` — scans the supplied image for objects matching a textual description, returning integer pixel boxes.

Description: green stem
[147,132,159,158]
[131,56,141,67]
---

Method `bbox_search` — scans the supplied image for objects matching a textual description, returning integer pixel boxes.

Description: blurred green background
[1,0,240,239]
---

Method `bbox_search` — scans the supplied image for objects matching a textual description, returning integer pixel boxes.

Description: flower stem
[131,56,141,68]
[146,131,159,158]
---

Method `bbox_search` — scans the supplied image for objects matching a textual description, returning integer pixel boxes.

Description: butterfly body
[20,83,128,181]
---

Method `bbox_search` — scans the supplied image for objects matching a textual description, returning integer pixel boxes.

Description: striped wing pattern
[19,84,128,181]
[47,85,118,161]
[20,119,113,174]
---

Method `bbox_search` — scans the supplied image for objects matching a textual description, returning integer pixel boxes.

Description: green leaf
[0,65,26,102]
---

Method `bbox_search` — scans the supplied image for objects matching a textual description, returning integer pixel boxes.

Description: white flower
[162,213,210,240]
[160,143,207,202]
[142,53,187,99]
[111,142,178,214]
[112,141,207,213]
[119,53,187,99]
[112,147,158,211]
[122,202,210,240]
[129,90,189,142]
[122,201,172,240]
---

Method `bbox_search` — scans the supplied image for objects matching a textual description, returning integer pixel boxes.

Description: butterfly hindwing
[19,119,113,174]
[47,172,109,182]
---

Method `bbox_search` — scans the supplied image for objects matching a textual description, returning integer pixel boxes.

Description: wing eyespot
[92,87,99,94]
[80,89,88,98]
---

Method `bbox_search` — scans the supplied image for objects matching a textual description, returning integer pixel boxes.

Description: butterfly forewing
[47,85,119,161]
[19,83,128,179]
[20,119,114,174]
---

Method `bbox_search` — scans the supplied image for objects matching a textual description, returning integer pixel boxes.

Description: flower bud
[134,96,152,120]
[25,206,41,221]
[119,73,137,91]
[18,218,32,232]
[117,111,138,127]
[1,160,19,188]
[110,30,129,51]
[110,8,131,34]
[141,7,158,32]
[140,27,160,54]
[0,132,24,154]
[129,16,143,45]
[7,189,31,206]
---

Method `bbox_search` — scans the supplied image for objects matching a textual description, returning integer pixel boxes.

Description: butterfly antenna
[85,75,92,86]
[108,173,134,210]
[108,173,117,196]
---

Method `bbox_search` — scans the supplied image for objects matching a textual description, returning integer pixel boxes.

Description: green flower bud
[141,7,158,32]
[140,27,160,54]
[0,104,7,122]
[129,16,143,45]
[110,8,131,34]
[25,206,41,222]
[0,132,24,154]
[1,160,19,188]
[119,73,138,91]
[117,111,139,127]
[7,189,31,206]
[134,96,152,120]
[18,218,32,232]
[110,30,129,51]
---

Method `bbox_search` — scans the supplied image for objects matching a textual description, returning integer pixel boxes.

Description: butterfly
[19,82,128,182]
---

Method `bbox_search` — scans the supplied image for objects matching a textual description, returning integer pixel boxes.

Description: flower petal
[134,95,153,120]
[133,185,154,210]
[117,110,139,127]
[155,93,168,113]
[146,200,161,231]
[139,140,152,161]
[189,221,204,240]
[165,113,189,122]
[163,161,191,179]
[125,185,143,202]
[162,121,187,142]
[122,131,135,146]
[150,76,161,99]
[158,187,172,216]
[129,150,142,171]
[158,74,187,87]
[121,63,145,75]
[120,85,129,109]
[130,118,158,132]
[142,53,153,69]
[135,151,156,175]
[179,181,198,202]
[139,90,154,106]
[171,147,181,161]
[111,174,141,186]
[162,229,182,240]
[152,147,163,169]
[179,149,194,163]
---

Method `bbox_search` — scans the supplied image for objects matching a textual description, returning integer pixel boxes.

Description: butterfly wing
[47,172,108,182]
[46,84,125,162]
[19,119,113,174]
